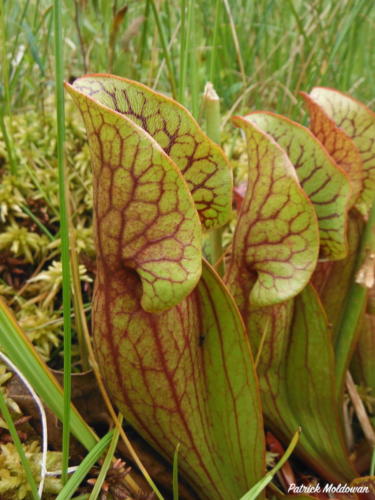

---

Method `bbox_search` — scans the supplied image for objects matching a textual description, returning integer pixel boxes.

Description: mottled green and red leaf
[70,74,233,230]
[301,91,364,213]
[246,112,351,260]
[66,79,265,499]
[308,87,375,219]
[246,287,356,483]
[226,116,319,309]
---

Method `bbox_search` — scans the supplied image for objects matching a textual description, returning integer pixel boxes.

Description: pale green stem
[335,200,375,397]
[204,82,224,275]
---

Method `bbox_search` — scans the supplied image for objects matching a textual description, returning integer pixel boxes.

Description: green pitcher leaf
[227,116,319,308]
[69,74,232,230]
[67,79,265,498]
[301,91,364,214]
[312,213,364,343]
[352,312,375,396]
[66,82,202,313]
[246,286,356,483]
[246,112,351,260]
[92,259,265,500]
[309,87,375,219]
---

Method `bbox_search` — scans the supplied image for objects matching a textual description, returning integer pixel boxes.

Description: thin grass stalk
[222,0,246,87]
[0,0,11,117]
[209,0,221,84]
[188,0,198,118]
[163,1,176,78]
[150,0,177,98]
[172,443,180,500]
[10,0,31,65]
[21,205,55,242]
[88,414,123,500]
[285,0,311,53]
[53,0,72,484]
[138,0,151,69]
[0,389,40,500]
[73,0,88,73]
[178,0,186,104]
[0,0,17,175]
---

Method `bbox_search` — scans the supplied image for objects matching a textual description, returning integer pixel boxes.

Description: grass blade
[240,428,301,500]
[88,414,123,500]
[0,389,40,500]
[172,443,180,500]
[150,0,177,98]
[53,0,72,484]
[0,298,98,451]
[56,430,114,500]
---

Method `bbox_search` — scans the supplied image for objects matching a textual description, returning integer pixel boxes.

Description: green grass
[2,1,374,118]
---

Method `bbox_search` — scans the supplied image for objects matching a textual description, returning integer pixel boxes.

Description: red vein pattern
[65,80,265,499]
[247,287,356,483]
[309,87,375,219]
[246,111,351,261]
[226,117,319,309]
[66,82,202,312]
[301,91,364,214]
[93,261,265,500]
[71,74,232,230]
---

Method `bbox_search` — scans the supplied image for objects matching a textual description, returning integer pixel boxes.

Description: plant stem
[0,390,40,500]
[335,201,375,397]
[53,0,72,484]
[203,82,224,275]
